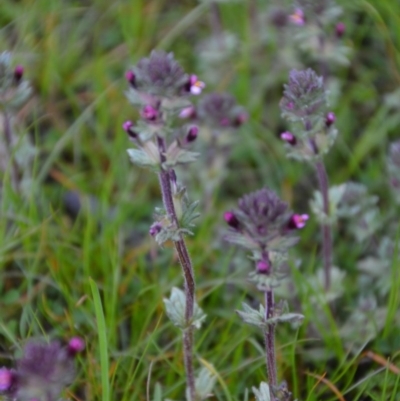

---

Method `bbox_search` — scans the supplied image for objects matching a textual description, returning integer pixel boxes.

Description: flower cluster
[279,69,337,160]
[124,51,204,172]
[0,337,84,401]
[196,92,247,129]
[179,92,247,130]
[126,50,204,99]
[224,188,308,283]
[124,51,204,244]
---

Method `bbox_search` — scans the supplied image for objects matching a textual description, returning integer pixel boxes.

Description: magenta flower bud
[287,214,309,229]
[141,105,158,121]
[335,22,345,38]
[123,120,138,139]
[186,126,199,142]
[179,106,196,119]
[0,367,13,391]
[280,131,297,145]
[256,259,271,274]
[325,111,336,127]
[149,222,162,237]
[67,337,85,357]
[224,211,240,229]
[125,70,136,86]
[14,65,24,82]
[233,112,248,127]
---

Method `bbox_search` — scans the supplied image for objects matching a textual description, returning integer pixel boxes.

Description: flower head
[280,68,326,121]
[197,92,246,129]
[224,188,306,276]
[5,339,82,401]
[224,188,299,249]
[130,51,189,97]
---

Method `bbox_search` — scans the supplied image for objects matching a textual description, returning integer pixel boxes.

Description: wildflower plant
[0,51,34,194]
[224,188,306,395]
[179,92,247,206]
[0,337,84,401]
[288,0,351,71]
[280,68,335,289]
[124,50,210,401]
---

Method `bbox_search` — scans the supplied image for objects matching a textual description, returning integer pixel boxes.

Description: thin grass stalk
[315,160,332,289]
[2,111,19,193]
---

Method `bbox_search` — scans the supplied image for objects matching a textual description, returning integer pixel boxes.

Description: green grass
[1,0,400,400]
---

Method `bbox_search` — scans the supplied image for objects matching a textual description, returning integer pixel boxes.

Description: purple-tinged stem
[315,160,332,290]
[157,136,196,401]
[264,289,277,387]
[3,112,19,193]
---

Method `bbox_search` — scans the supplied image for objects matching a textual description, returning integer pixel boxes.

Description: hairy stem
[157,136,196,401]
[315,160,332,290]
[264,289,277,388]
[2,112,19,192]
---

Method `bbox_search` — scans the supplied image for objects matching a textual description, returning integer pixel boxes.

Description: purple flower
[335,22,345,38]
[0,367,14,391]
[224,211,240,229]
[14,65,24,82]
[287,214,309,229]
[280,69,325,121]
[224,188,303,273]
[289,8,305,26]
[280,131,297,145]
[130,51,189,97]
[11,340,77,401]
[179,105,197,119]
[123,120,138,139]
[198,92,246,129]
[149,222,162,236]
[141,105,159,121]
[325,111,336,127]
[256,259,271,274]
[186,126,199,143]
[186,74,205,95]
[237,188,289,238]
[67,337,85,357]
[125,70,136,86]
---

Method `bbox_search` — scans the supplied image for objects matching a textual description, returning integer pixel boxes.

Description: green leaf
[90,278,110,401]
